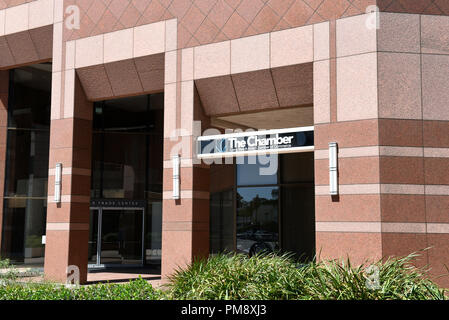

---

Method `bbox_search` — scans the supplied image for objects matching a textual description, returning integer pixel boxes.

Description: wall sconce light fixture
[172,155,180,200]
[54,163,62,203]
[329,142,338,195]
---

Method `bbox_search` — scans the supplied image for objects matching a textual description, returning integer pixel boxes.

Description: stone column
[44,72,93,284]
[313,15,383,265]
[161,47,211,280]
[0,70,9,250]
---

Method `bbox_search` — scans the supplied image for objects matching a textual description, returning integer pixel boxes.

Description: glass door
[88,207,144,268]
[88,209,99,266]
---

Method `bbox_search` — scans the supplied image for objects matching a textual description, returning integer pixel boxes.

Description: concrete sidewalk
[87,269,164,288]
[1,266,165,288]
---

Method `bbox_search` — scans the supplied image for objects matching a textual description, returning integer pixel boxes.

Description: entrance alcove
[72,54,166,280]
[194,63,316,262]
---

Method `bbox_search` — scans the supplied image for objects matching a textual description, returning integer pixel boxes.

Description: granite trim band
[316,222,449,234]
[46,223,89,231]
[315,146,449,160]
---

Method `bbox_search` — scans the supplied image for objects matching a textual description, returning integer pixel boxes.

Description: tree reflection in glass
[236,187,279,256]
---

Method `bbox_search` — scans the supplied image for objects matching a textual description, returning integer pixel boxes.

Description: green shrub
[167,252,447,300]
[0,277,163,300]
[74,278,165,300]
[0,258,11,268]
[0,258,19,283]
[297,253,446,300]
[167,253,304,300]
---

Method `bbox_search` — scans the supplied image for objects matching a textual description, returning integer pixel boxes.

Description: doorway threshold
[86,265,162,286]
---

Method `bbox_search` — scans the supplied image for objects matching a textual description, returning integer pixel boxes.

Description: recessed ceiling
[195,63,313,117]
[77,54,164,101]
[214,106,313,130]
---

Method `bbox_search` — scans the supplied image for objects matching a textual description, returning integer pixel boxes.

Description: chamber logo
[215,139,227,153]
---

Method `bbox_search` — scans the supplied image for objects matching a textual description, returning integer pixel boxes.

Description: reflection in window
[236,187,279,256]
[145,201,162,265]
[210,190,234,253]
[236,156,278,186]
[210,153,315,261]
[4,130,49,198]
[1,64,51,265]
[2,199,47,263]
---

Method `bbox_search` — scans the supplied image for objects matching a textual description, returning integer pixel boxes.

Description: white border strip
[46,223,90,231]
[162,190,209,200]
[197,126,314,141]
[316,222,381,233]
[424,148,449,158]
[317,184,449,195]
[427,223,449,234]
[197,146,315,159]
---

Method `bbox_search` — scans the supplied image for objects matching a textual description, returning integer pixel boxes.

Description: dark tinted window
[1,64,51,265]
[7,65,51,129]
[210,190,234,253]
[281,152,314,183]
[91,93,164,200]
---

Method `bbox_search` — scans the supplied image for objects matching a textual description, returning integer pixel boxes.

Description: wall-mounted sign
[90,199,146,209]
[197,126,314,159]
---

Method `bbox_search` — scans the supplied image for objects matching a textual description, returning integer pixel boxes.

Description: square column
[161,49,211,278]
[0,70,9,249]
[313,15,383,265]
[44,73,93,284]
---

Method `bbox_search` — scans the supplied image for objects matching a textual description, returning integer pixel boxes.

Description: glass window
[281,185,315,262]
[210,190,234,253]
[4,130,50,198]
[1,199,47,264]
[281,152,314,184]
[236,187,279,255]
[1,65,51,265]
[145,200,162,265]
[90,93,164,267]
[88,209,98,265]
[209,153,315,260]
[8,65,51,129]
[91,133,147,199]
[236,156,278,186]
[91,93,164,200]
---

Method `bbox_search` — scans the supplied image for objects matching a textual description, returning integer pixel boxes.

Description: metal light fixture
[54,163,62,203]
[329,142,338,195]
[172,155,180,200]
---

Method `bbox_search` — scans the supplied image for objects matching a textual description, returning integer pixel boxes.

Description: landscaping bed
[0,252,446,300]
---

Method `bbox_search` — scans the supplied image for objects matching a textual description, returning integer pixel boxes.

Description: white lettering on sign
[230,138,246,149]
[229,135,294,149]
